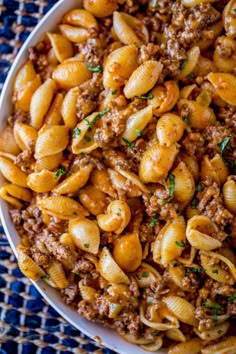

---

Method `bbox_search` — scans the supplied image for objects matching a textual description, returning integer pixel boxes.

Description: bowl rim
[0,1,167,353]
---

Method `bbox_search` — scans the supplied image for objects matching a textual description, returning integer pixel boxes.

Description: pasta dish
[0,0,236,352]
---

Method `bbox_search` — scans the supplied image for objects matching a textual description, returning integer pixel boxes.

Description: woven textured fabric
[0,1,116,353]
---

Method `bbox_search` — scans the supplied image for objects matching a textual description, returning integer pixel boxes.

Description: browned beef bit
[30,246,51,268]
[77,38,104,67]
[138,43,160,65]
[198,182,233,227]
[41,233,76,270]
[139,219,160,243]
[182,272,200,292]
[78,300,98,321]
[181,132,205,157]
[9,209,22,225]
[227,301,236,316]
[8,110,29,126]
[201,125,235,154]
[129,277,140,298]
[15,148,35,173]
[73,258,94,273]
[218,106,236,128]
[28,46,53,81]
[143,193,179,219]
[195,306,214,331]
[76,73,103,120]
[61,284,79,305]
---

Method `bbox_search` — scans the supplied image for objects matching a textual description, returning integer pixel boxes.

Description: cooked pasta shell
[116,167,150,194]
[37,196,88,219]
[52,164,94,194]
[182,0,214,6]
[166,328,186,342]
[59,24,88,43]
[47,32,73,63]
[15,75,42,112]
[201,336,236,354]
[0,126,21,155]
[113,233,142,272]
[61,87,80,128]
[27,170,58,193]
[14,60,36,93]
[172,162,195,204]
[207,72,236,106]
[162,295,197,326]
[223,0,236,38]
[150,81,180,116]
[103,45,138,90]
[213,37,236,72]
[63,9,98,30]
[140,303,179,331]
[139,143,178,183]
[71,112,99,154]
[186,216,220,251]
[52,61,92,89]
[0,157,27,187]
[90,169,117,198]
[200,252,234,284]
[35,152,63,172]
[141,339,163,353]
[46,261,69,289]
[34,125,69,159]
[69,218,100,254]
[97,200,131,234]
[79,281,96,302]
[44,93,63,126]
[178,153,199,181]
[60,232,76,251]
[178,46,200,80]
[79,186,107,215]
[178,99,216,128]
[113,11,148,46]
[124,60,163,98]
[0,184,32,209]
[17,245,45,281]
[168,338,203,354]
[98,247,129,284]
[122,106,153,142]
[194,321,229,341]
[200,154,229,185]
[223,179,236,213]
[168,263,190,291]
[30,78,56,130]
[159,216,186,266]
[14,121,38,151]
[156,113,185,147]
[84,0,118,17]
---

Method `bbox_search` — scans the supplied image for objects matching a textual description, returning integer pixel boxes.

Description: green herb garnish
[136,92,154,100]
[218,136,232,157]
[191,198,198,209]
[87,64,102,72]
[173,263,180,267]
[84,243,90,249]
[72,127,81,139]
[85,107,110,128]
[152,330,160,336]
[176,241,186,247]
[165,173,175,202]
[180,59,188,70]
[183,117,189,124]
[218,330,223,335]
[150,217,158,227]
[228,294,236,301]
[142,272,149,278]
[79,152,85,157]
[202,302,224,322]
[197,183,204,191]
[185,267,204,276]
[54,166,66,179]
[212,269,219,274]
[188,72,195,79]
[136,129,142,137]
[72,211,77,215]
[111,90,117,95]
[122,137,135,149]
[40,274,49,280]
[84,135,91,142]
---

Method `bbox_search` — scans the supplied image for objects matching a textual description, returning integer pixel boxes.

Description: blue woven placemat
[0,1,116,353]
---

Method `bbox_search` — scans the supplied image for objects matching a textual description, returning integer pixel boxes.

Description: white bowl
[0,1,167,353]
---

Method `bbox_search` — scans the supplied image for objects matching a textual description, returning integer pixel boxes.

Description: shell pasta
[1,0,236,353]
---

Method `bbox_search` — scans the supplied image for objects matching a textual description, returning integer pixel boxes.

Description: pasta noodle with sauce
[0,0,235,352]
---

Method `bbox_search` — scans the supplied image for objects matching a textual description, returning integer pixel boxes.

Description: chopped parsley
[233,8,236,13]
[191,197,198,209]
[180,58,188,70]
[54,166,66,179]
[175,241,186,247]
[79,152,85,157]
[136,129,142,137]
[185,267,204,276]
[212,269,219,274]
[72,127,81,139]
[202,302,224,322]
[218,136,232,157]
[183,117,189,124]
[165,173,175,202]
[122,137,135,149]
[40,274,49,280]
[152,330,160,336]
[188,72,195,79]
[111,90,117,95]
[150,217,158,227]
[173,263,180,267]
[197,183,204,191]
[136,92,154,100]
[87,64,102,72]
[217,330,223,335]
[84,243,90,249]
[72,211,78,215]
[84,135,91,142]
[117,208,122,212]
[142,272,149,278]
[228,294,236,301]
[85,107,110,128]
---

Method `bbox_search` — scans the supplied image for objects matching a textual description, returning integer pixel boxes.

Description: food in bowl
[0,0,236,352]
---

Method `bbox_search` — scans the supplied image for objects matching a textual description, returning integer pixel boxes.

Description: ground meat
[15,148,35,173]
[20,205,44,237]
[143,193,178,219]
[73,258,94,273]
[30,246,51,268]
[9,209,22,225]
[227,301,236,316]
[138,43,160,64]
[78,300,97,321]
[129,277,140,297]
[28,47,53,81]
[42,233,76,269]
[103,150,133,171]
[198,182,233,226]
[202,125,235,154]
[195,306,214,331]
[61,284,79,305]
[139,220,158,243]
[182,273,200,292]
[77,38,104,66]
